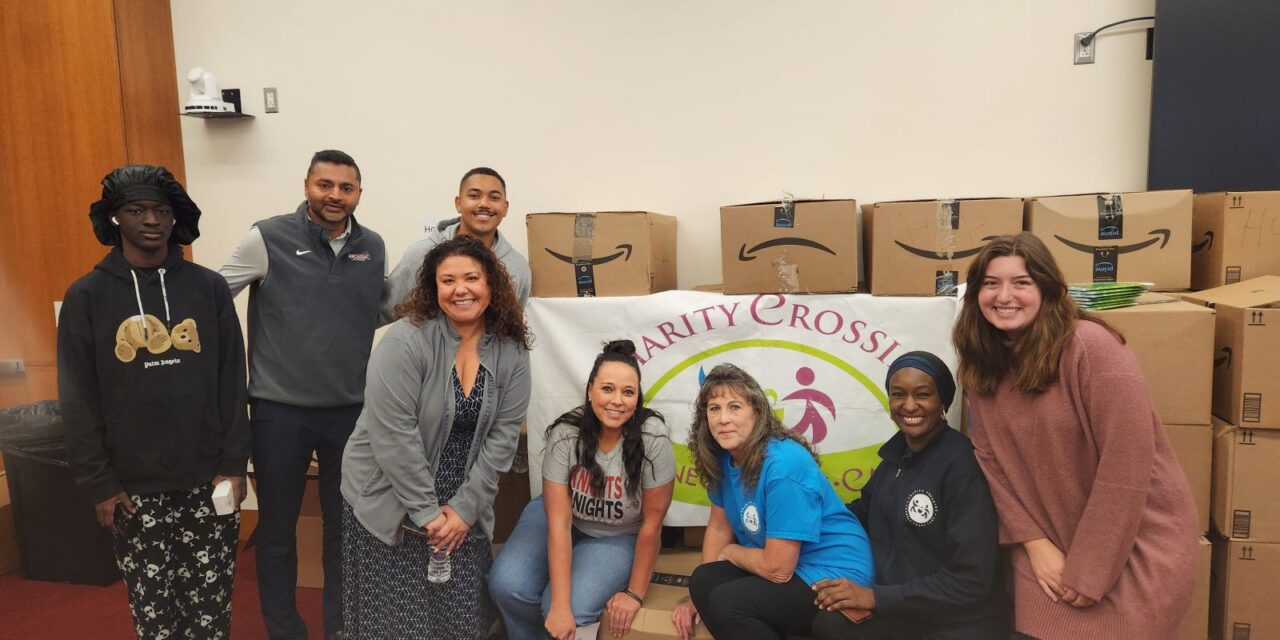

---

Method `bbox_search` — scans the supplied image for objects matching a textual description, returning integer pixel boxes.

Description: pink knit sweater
[968,320,1198,640]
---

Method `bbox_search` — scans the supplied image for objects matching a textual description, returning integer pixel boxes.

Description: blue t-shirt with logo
[708,437,874,587]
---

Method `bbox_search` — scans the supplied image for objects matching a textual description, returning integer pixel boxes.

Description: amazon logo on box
[720,199,859,295]
[526,211,677,298]
[863,197,1024,296]
[1025,190,1193,291]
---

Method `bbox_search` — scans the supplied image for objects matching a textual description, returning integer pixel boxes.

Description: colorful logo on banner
[645,339,893,506]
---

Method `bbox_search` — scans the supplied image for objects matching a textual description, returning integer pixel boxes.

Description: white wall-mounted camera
[184,67,235,115]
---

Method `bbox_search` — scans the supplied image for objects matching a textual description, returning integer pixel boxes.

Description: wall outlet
[1074,32,1095,65]
[264,87,279,113]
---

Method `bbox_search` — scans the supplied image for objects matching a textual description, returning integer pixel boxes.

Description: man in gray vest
[221,150,384,640]
[381,166,530,324]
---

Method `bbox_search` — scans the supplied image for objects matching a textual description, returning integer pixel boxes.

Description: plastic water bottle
[427,547,451,584]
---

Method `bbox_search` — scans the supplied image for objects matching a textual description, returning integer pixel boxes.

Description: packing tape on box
[772,255,799,293]
[934,199,960,260]
[573,213,598,297]
[932,200,962,295]
[1097,193,1124,241]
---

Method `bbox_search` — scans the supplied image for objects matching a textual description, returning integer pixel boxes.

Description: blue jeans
[489,497,637,640]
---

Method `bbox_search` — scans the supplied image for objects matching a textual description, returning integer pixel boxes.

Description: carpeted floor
[0,547,324,639]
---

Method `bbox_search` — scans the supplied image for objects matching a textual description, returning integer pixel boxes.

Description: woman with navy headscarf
[809,351,1011,639]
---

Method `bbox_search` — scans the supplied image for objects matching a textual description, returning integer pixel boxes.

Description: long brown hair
[396,235,532,349]
[688,363,819,492]
[952,232,1121,395]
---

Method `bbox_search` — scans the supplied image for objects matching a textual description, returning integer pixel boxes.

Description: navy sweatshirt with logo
[847,426,1011,634]
[58,247,249,504]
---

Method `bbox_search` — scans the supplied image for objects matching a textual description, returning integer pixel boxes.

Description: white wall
[172,1,1158,287]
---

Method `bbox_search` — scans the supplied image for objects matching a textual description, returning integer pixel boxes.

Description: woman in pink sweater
[952,233,1198,640]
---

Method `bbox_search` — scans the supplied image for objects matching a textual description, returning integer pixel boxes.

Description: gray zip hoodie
[380,217,531,325]
[340,314,531,545]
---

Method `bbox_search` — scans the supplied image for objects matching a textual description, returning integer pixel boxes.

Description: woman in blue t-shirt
[671,363,874,640]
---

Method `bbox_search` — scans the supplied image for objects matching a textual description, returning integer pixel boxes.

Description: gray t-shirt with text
[542,416,676,538]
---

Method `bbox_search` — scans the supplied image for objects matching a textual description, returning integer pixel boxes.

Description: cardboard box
[1183,276,1280,428]
[1210,538,1280,640]
[1025,190,1192,290]
[239,509,257,543]
[526,212,676,297]
[1168,424,1213,534]
[615,546,711,639]
[720,200,858,294]
[1192,192,1280,290]
[682,527,705,548]
[1181,536,1211,640]
[862,198,1023,295]
[1211,418,1280,541]
[494,468,531,544]
[296,515,323,589]
[0,479,20,576]
[1097,294,1215,425]
[300,462,321,517]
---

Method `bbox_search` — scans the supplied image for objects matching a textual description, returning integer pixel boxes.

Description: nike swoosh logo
[296,250,312,256]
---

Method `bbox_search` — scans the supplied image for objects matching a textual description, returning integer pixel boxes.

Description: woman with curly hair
[671,364,873,640]
[954,233,1196,640]
[340,235,532,639]
[490,339,675,640]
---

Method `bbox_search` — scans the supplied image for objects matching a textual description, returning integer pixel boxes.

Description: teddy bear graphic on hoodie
[114,314,201,363]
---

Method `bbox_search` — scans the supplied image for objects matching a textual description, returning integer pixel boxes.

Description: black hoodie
[57,247,249,504]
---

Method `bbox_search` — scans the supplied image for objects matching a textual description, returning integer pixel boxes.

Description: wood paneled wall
[0,0,186,415]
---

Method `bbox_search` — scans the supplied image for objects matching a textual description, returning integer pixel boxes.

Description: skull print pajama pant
[112,485,240,640]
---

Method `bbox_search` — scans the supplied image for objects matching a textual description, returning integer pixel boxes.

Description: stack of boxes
[1182,276,1280,640]
[516,189,1280,639]
[1191,192,1280,290]
[1096,294,1215,639]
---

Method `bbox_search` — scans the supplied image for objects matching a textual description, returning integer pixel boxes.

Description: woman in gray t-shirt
[490,340,676,640]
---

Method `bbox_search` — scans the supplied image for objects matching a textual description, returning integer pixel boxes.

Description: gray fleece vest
[247,205,385,406]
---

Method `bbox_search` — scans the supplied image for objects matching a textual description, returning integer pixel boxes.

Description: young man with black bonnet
[60,164,249,639]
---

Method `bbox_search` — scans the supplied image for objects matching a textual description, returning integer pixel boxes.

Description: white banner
[526,290,960,526]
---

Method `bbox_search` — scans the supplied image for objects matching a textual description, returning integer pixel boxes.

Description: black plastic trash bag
[0,400,66,466]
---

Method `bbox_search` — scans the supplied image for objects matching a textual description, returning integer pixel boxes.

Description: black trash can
[0,401,120,586]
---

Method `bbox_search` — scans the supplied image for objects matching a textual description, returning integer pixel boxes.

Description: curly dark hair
[544,340,667,501]
[395,235,531,349]
[688,363,819,492]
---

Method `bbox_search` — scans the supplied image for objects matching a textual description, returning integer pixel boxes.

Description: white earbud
[111,216,119,225]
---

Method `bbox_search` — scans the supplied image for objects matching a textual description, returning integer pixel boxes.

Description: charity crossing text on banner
[526,290,961,526]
